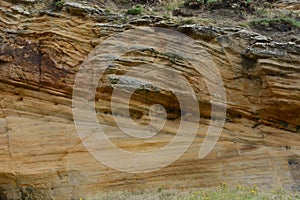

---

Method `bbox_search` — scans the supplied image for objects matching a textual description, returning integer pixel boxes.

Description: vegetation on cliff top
[250,17,300,31]
[107,0,299,42]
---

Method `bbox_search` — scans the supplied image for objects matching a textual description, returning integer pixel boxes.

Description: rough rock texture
[0,0,300,199]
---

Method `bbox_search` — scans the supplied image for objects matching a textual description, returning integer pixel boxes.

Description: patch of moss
[54,0,65,9]
[207,0,220,3]
[127,5,144,15]
[182,18,195,24]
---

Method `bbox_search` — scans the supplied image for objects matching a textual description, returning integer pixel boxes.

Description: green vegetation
[104,9,111,14]
[93,185,300,200]
[127,5,144,15]
[207,0,220,3]
[249,17,300,32]
[54,0,65,9]
[250,17,300,29]
[182,18,195,24]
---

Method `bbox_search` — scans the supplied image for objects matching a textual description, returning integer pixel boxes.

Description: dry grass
[92,185,300,200]
[163,0,185,11]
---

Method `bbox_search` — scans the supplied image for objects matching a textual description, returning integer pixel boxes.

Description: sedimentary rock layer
[0,0,299,199]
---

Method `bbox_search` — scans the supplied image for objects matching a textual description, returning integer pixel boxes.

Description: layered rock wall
[0,0,299,199]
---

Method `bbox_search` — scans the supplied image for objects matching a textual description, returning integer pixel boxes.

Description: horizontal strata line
[0,80,71,98]
[15,30,91,43]
[268,85,300,93]
[258,63,300,72]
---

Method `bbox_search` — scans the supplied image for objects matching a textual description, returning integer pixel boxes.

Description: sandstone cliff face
[0,0,300,199]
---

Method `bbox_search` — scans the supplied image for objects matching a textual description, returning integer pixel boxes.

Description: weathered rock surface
[0,0,299,199]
